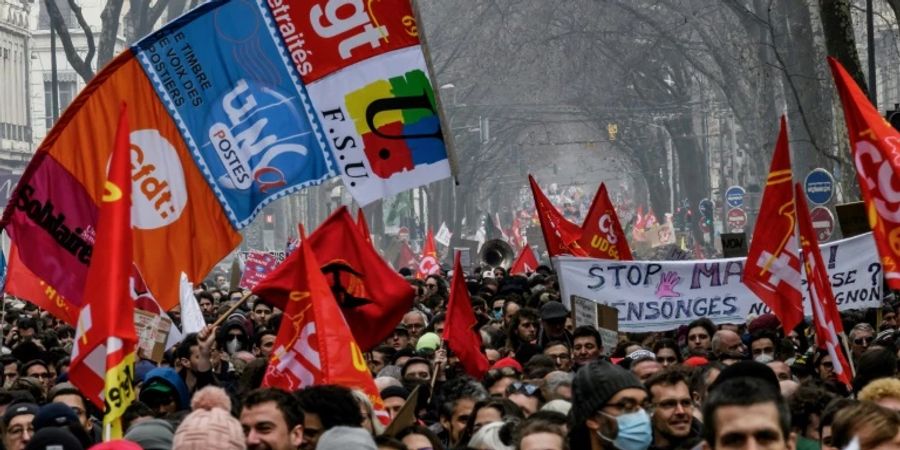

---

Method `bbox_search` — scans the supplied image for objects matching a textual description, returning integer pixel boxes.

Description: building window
[44,80,77,130]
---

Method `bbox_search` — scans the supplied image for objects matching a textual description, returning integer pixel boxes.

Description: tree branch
[46,0,95,83]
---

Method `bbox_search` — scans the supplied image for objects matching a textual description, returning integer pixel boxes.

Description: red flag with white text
[417,228,440,278]
[743,116,804,333]
[528,175,587,257]
[795,183,853,386]
[829,57,900,289]
[68,105,137,440]
[254,234,388,423]
[444,252,489,378]
[579,183,633,260]
[509,245,539,275]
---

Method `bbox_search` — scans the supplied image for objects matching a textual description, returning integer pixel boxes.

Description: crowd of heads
[0,265,898,450]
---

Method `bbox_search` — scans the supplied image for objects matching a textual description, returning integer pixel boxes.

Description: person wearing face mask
[569,360,653,450]
[217,315,254,356]
[749,329,780,364]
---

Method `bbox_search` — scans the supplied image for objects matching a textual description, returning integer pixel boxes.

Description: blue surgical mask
[599,409,653,450]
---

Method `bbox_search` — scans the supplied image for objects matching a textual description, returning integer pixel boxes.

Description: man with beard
[240,388,304,450]
[645,369,702,450]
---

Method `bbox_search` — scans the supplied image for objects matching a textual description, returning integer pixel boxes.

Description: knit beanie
[172,386,244,450]
[571,360,644,425]
[124,419,175,450]
[24,428,84,450]
[316,426,377,450]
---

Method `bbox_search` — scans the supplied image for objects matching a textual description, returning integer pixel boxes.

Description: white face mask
[754,353,775,364]
[226,337,243,354]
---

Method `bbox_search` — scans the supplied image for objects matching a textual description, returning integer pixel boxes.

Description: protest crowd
[0,250,899,450]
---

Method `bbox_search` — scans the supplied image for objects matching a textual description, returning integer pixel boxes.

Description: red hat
[749,314,781,334]
[491,357,523,372]
[683,356,709,367]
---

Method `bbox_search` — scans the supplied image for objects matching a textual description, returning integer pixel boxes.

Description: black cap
[540,301,569,320]
[709,360,780,395]
[3,402,38,426]
[34,403,79,430]
[380,386,410,401]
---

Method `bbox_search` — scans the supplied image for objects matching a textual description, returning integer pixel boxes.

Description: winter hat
[380,386,410,401]
[24,427,84,450]
[124,419,175,450]
[89,440,143,450]
[316,426,377,450]
[491,357,523,373]
[34,403,80,430]
[3,402,39,426]
[571,361,644,425]
[172,386,244,450]
[415,332,441,352]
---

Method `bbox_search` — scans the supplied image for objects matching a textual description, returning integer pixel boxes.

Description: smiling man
[646,369,702,450]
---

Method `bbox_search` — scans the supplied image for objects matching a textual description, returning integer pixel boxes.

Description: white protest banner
[435,222,453,247]
[557,232,882,332]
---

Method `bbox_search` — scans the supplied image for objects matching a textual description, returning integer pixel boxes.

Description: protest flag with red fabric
[252,207,413,351]
[254,232,388,423]
[443,252,490,378]
[68,104,137,440]
[396,241,417,271]
[417,228,441,279]
[509,245,539,275]
[578,183,633,260]
[357,209,372,244]
[828,57,900,289]
[795,183,853,386]
[743,116,804,334]
[528,175,587,257]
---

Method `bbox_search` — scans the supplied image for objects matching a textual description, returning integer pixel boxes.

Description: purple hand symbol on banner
[655,271,682,298]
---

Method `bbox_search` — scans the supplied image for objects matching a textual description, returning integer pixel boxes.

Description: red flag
[68,104,137,440]
[254,234,388,423]
[357,209,372,244]
[396,241,417,271]
[579,183,633,260]
[5,242,78,324]
[417,228,441,278]
[528,175,587,257]
[795,183,853,385]
[743,116,804,333]
[635,205,647,229]
[828,57,900,289]
[254,207,414,351]
[444,252,489,378]
[509,246,539,275]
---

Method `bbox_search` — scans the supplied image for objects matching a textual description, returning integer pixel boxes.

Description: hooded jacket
[141,367,190,411]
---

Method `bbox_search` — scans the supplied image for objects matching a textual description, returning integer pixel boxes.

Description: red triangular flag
[444,252,489,378]
[509,246,539,275]
[69,104,136,439]
[528,175,587,257]
[828,57,900,289]
[357,208,372,244]
[743,116,804,333]
[795,183,853,386]
[417,228,440,279]
[254,234,388,423]
[579,183,633,260]
[254,207,414,351]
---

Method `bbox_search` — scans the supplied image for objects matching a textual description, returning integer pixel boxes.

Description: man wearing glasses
[2,402,37,450]
[645,369,702,450]
[569,360,652,450]
[848,322,875,362]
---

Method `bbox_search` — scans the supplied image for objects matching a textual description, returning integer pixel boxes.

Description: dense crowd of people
[0,263,898,450]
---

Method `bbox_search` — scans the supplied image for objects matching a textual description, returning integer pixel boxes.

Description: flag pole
[839,331,857,377]
[410,0,460,186]
[431,339,446,391]
[211,291,253,329]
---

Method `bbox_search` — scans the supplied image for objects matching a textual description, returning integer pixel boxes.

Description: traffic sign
[725,186,745,209]
[810,207,835,242]
[726,208,747,232]
[805,169,835,205]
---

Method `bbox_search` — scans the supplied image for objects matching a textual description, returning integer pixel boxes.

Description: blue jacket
[142,367,190,410]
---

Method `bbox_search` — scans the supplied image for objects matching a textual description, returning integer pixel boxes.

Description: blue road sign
[725,185,745,209]
[805,169,834,205]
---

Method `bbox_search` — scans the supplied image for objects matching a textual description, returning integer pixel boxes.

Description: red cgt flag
[444,252,489,378]
[417,227,440,279]
[68,104,137,440]
[578,183,633,260]
[528,175,587,257]
[743,116,804,333]
[254,207,414,351]
[509,245,539,275]
[795,183,853,386]
[829,57,900,289]
[254,233,388,423]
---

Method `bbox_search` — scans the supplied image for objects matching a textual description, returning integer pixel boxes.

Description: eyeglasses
[854,336,873,346]
[506,382,540,396]
[604,398,646,414]
[654,399,693,411]
[6,425,33,437]
[547,353,571,361]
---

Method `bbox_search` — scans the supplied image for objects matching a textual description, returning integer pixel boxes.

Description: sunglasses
[854,336,873,345]
[506,382,540,396]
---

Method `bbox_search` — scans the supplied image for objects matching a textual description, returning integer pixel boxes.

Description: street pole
[867,0,877,106]
[49,15,59,124]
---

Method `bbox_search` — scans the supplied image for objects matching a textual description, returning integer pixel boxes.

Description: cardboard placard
[720,233,747,258]
[134,309,173,363]
[571,295,618,355]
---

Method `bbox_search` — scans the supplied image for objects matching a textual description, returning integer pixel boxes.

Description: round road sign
[805,169,835,205]
[727,208,747,232]
[725,186,746,209]
[809,207,835,242]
